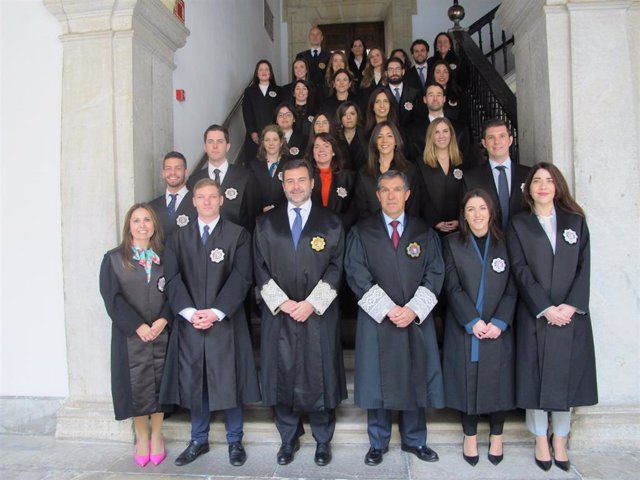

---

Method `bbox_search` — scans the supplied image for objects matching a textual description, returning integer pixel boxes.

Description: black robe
[253,203,347,411]
[311,168,357,231]
[246,157,289,212]
[345,214,445,410]
[285,131,308,159]
[353,163,425,220]
[242,83,282,159]
[159,219,260,411]
[417,161,464,231]
[99,248,172,420]
[442,233,517,414]
[507,209,597,411]
[187,163,261,233]
[148,191,197,238]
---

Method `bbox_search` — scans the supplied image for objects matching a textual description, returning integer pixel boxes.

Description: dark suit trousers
[367,408,426,448]
[273,404,336,444]
[191,357,244,444]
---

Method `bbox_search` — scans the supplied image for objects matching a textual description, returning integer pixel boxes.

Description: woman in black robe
[442,189,517,467]
[354,120,424,220]
[335,101,368,171]
[242,60,281,161]
[290,79,316,137]
[275,102,307,159]
[99,203,171,467]
[507,162,597,472]
[418,118,465,235]
[246,124,290,213]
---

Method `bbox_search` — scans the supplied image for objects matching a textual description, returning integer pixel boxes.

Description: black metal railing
[191,77,252,174]
[468,5,514,76]
[452,28,519,162]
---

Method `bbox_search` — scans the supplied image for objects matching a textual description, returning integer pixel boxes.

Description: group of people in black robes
[99,24,597,474]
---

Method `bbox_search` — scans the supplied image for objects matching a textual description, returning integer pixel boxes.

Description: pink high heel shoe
[134,441,150,467]
[150,438,166,466]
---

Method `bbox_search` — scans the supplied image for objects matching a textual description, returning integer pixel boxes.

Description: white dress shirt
[208,160,229,184]
[165,185,189,209]
[489,157,512,194]
[179,216,226,323]
[287,199,312,230]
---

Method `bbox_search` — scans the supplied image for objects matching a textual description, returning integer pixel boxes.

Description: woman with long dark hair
[442,189,517,467]
[243,59,281,160]
[99,203,171,467]
[507,162,597,472]
[353,121,423,219]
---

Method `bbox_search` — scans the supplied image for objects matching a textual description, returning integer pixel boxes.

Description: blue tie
[201,225,210,246]
[418,67,426,87]
[167,193,177,217]
[291,207,302,249]
[394,87,401,104]
[496,165,510,230]
[268,161,279,178]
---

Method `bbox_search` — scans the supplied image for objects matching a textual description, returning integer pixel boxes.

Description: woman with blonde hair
[418,117,464,235]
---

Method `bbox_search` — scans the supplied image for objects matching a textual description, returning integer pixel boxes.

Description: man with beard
[384,57,419,129]
[148,151,196,237]
[404,39,430,92]
[254,159,346,467]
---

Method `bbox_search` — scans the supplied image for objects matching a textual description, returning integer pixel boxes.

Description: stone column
[44,0,188,441]
[497,0,640,449]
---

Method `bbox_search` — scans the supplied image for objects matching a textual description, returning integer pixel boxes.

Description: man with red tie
[345,170,445,466]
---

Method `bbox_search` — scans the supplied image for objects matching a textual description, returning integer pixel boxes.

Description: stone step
[162,407,530,446]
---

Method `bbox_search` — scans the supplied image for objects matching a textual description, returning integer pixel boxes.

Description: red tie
[390,220,400,249]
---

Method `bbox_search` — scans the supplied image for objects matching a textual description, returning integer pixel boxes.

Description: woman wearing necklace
[418,118,464,235]
[99,203,171,467]
[442,189,517,467]
[507,163,597,472]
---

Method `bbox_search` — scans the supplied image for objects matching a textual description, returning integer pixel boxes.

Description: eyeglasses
[277,112,293,118]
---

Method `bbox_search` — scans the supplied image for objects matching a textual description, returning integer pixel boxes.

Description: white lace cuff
[260,279,289,315]
[306,280,337,315]
[405,286,438,324]
[358,284,395,323]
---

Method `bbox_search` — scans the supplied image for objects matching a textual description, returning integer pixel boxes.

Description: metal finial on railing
[448,2,466,30]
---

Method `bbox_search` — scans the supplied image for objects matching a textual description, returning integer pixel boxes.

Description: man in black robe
[254,159,346,467]
[148,151,196,238]
[187,124,260,233]
[345,170,445,466]
[160,178,260,467]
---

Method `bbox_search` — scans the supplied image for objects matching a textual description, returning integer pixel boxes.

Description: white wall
[172,0,284,171]
[0,0,67,396]
[413,0,502,50]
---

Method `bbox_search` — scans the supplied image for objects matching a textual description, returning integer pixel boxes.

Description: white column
[497,0,640,449]
[44,0,188,441]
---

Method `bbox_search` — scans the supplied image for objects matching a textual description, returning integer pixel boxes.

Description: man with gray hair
[345,170,445,466]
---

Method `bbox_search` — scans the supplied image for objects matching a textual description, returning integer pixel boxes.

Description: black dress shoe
[228,441,247,466]
[314,442,332,466]
[401,444,439,462]
[535,457,552,471]
[277,440,300,465]
[364,446,388,466]
[174,440,210,466]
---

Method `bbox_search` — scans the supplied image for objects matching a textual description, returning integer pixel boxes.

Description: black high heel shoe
[535,435,552,471]
[462,436,479,466]
[487,434,503,466]
[550,434,571,471]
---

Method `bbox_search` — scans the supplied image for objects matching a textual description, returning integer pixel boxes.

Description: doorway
[319,21,385,53]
